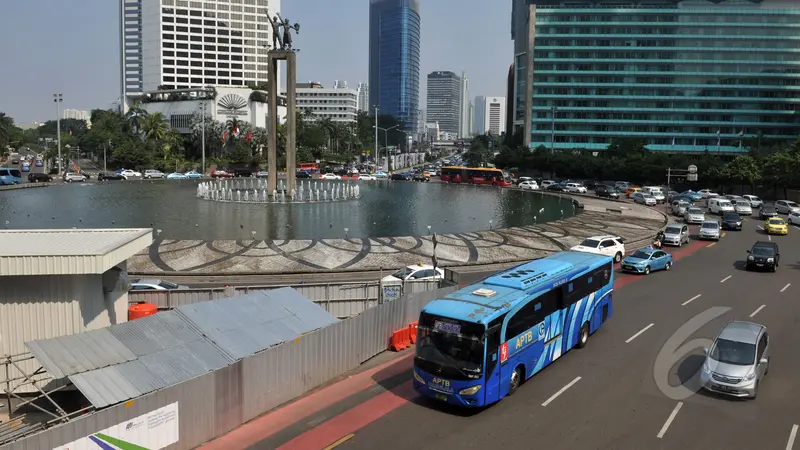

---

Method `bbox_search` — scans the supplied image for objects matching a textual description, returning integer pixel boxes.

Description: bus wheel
[614,252,622,263]
[509,367,523,395]
[577,323,590,349]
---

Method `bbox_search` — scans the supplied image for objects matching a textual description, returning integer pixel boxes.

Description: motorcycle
[652,231,665,249]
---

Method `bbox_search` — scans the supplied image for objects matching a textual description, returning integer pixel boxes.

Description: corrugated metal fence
[1,285,457,450]
[129,280,441,317]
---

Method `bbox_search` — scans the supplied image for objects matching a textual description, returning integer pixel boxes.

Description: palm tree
[125,105,149,135]
[318,117,336,153]
[224,118,242,144]
[142,112,168,143]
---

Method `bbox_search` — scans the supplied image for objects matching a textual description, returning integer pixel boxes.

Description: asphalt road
[213,203,799,450]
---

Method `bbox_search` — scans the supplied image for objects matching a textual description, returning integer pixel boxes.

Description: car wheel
[509,366,523,395]
[751,381,758,399]
[665,262,672,271]
[614,252,622,263]
[644,266,651,275]
[66,179,72,183]
[577,323,590,348]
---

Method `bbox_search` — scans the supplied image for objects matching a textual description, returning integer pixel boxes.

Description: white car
[632,192,656,206]
[519,180,539,190]
[565,182,587,193]
[540,180,556,189]
[698,189,718,199]
[381,265,444,283]
[120,169,142,179]
[570,235,626,263]
[733,200,752,215]
[775,200,800,215]
[321,173,341,180]
[64,173,87,183]
[788,211,800,225]
[358,175,377,181]
[129,279,188,291]
[144,169,165,179]
[742,195,763,208]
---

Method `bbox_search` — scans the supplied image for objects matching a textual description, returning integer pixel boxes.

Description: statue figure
[274,12,300,51]
[270,16,283,49]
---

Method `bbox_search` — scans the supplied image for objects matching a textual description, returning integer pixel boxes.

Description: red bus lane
[201,239,710,450]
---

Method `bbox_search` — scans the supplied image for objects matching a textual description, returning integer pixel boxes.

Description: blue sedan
[185,171,202,179]
[620,247,674,275]
[34,160,43,167]
[680,190,703,201]
[167,172,187,179]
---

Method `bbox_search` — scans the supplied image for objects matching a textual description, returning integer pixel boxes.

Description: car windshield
[158,280,180,289]
[664,227,682,235]
[719,201,732,207]
[768,219,785,225]
[723,213,740,221]
[416,313,485,380]
[702,222,719,229]
[631,250,652,259]
[751,246,775,256]
[787,202,799,208]
[736,201,750,207]
[710,338,756,366]
[391,267,415,279]
[688,208,703,215]
[579,238,601,248]
[643,194,655,199]
[748,196,761,202]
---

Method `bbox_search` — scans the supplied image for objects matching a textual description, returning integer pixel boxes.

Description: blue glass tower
[514,0,800,153]
[369,0,421,132]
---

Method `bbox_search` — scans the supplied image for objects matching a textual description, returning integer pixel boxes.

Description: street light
[54,93,63,175]
[376,124,399,172]
[199,100,209,176]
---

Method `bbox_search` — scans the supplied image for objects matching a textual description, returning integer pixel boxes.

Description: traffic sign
[688,165,698,174]
[687,173,698,181]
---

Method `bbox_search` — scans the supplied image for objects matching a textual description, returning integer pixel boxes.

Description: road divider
[750,305,766,318]
[681,294,702,306]
[541,376,581,407]
[390,322,418,351]
[625,323,654,343]
[657,402,683,439]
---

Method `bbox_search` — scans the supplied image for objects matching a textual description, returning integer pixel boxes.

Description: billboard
[53,402,179,450]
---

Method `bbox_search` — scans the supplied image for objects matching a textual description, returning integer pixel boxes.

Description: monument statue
[271,15,283,49]
[281,18,300,50]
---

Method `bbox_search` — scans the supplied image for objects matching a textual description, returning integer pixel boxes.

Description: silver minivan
[698,220,721,240]
[701,321,769,399]
[662,224,690,247]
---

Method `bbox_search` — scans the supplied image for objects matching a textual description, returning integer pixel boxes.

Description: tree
[125,105,149,135]
[723,155,761,188]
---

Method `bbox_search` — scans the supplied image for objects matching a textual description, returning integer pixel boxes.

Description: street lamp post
[54,93,63,174]
[199,100,208,176]
[376,125,399,172]
[373,105,379,170]
[550,105,558,153]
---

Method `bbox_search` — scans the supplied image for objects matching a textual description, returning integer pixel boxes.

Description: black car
[721,212,743,230]
[233,168,253,177]
[546,184,566,192]
[412,173,428,182]
[391,173,411,181]
[98,172,125,181]
[595,185,620,199]
[583,180,598,190]
[760,205,778,219]
[746,241,779,272]
[27,173,52,183]
[296,170,311,179]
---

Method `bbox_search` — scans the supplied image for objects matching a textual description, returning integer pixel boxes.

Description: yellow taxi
[764,217,788,235]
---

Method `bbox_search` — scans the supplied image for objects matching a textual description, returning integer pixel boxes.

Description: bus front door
[484,327,501,404]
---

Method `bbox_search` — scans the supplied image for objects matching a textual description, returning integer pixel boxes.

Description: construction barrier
[408,321,418,344]
[390,326,411,351]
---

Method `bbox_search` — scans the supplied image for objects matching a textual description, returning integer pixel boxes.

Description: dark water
[0,181,576,240]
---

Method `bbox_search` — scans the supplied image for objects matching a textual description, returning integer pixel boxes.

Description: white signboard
[382,284,402,303]
[53,402,179,450]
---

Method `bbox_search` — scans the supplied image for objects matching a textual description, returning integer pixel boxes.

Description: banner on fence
[382,284,401,302]
[52,402,179,450]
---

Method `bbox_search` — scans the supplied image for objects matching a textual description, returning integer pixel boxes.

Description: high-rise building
[511,0,800,152]
[333,80,349,89]
[120,0,281,111]
[357,82,370,112]
[505,63,515,140]
[62,109,91,121]
[368,0,421,132]
[296,83,358,123]
[459,72,471,138]
[426,71,461,135]
[474,96,507,136]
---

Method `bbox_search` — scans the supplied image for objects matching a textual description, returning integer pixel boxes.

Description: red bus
[298,162,319,173]
[440,166,511,186]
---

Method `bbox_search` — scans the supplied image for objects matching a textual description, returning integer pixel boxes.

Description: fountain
[198,179,362,204]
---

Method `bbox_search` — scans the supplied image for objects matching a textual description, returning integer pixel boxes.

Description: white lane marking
[781,283,791,293]
[750,305,766,318]
[769,235,773,242]
[794,226,800,231]
[657,402,683,439]
[720,275,732,283]
[625,323,655,343]
[758,225,765,230]
[682,294,702,306]
[787,424,798,450]
[541,376,581,407]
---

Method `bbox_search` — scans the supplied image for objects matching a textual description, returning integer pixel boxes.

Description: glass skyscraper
[369,0,421,132]
[513,0,800,153]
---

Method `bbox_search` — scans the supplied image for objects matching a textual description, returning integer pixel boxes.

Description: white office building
[295,84,358,123]
[120,0,281,112]
[356,82,369,112]
[473,96,506,136]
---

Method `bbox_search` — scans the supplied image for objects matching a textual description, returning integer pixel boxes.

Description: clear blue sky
[0,0,512,123]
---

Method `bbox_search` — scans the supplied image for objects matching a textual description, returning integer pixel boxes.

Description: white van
[642,186,666,203]
[708,197,735,215]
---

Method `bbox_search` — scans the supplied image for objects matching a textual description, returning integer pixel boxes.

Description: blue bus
[413,251,614,407]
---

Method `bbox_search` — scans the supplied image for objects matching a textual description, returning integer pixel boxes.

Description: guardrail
[128,279,442,318]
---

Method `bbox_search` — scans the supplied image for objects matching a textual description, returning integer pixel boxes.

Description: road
[199,205,800,450]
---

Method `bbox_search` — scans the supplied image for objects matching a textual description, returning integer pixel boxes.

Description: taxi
[764,217,788,235]
[625,186,642,198]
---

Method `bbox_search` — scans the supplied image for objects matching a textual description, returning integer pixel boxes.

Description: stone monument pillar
[267,51,297,195]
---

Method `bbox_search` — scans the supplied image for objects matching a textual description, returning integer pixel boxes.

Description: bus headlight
[459,385,482,396]
[413,371,425,384]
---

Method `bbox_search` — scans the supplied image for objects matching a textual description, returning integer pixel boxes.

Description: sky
[0,0,513,124]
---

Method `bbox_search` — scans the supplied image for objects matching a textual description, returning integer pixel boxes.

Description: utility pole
[104,139,110,172]
[54,93,63,175]
[200,100,207,176]
[373,105,380,171]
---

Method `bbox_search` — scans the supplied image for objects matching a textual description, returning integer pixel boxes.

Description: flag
[671,137,676,146]
[233,126,240,138]
[716,129,721,136]
[245,131,252,142]
[738,129,744,137]
[222,131,227,143]
[69,129,72,136]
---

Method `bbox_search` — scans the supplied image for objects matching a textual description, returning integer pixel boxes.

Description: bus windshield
[415,313,485,380]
